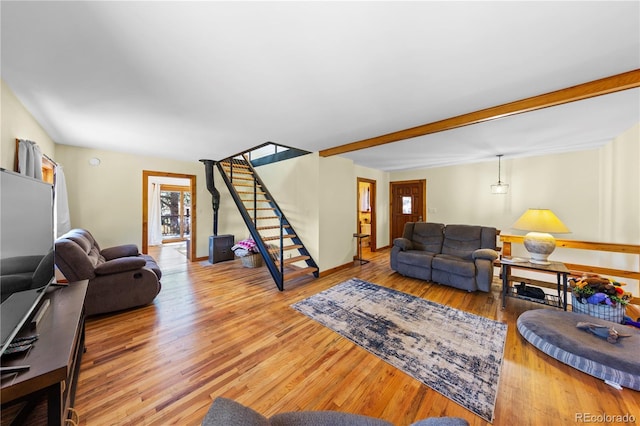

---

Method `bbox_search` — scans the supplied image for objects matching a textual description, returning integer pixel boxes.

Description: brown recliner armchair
[55,229,162,316]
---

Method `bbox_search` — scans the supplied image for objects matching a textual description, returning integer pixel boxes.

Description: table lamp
[511,208,570,265]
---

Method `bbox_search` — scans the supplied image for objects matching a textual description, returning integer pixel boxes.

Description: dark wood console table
[1,280,88,425]
[501,259,570,310]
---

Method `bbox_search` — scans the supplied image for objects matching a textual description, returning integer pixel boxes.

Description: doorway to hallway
[356,177,376,252]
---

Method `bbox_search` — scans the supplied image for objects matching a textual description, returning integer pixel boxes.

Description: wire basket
[571,294,625,324]
[241,253,263,268]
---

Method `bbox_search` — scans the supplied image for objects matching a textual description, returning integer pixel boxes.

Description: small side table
[501,258,570,310]
[353,233,370,265]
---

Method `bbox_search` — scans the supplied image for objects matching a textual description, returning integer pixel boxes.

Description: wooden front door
[390,180,426,241]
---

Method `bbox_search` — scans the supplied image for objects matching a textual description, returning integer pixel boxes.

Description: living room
[1,2,639,425]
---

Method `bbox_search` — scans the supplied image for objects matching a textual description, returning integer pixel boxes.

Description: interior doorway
[389,179,426,241]
[142,171,197,261]
[356,177,376,252]
[159,184,191,243]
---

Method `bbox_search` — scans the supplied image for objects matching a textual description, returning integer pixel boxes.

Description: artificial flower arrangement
[231,238,259,257]
[570,275,631,306]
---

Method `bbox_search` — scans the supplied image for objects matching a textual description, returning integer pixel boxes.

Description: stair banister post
[280,214,284,277]
[253,177,258,225]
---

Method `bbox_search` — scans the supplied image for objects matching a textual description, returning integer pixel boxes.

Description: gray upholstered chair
[55,229,161,316]
[201,397,469,426]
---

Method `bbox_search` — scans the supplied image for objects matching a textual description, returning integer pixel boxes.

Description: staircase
[214,144,319,290]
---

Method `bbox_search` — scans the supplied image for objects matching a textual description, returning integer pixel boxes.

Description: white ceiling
[2,1,639,171]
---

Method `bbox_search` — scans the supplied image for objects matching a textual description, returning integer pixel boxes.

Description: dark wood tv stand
[1,280,88,425]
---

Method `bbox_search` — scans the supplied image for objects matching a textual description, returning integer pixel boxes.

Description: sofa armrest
[472,248,498,262]
[393,238,413,251]
[101,244,140,260]
[95,257,146,275]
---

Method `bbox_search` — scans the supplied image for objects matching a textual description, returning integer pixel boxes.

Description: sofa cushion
[440,225,483,260]
[411,222,444,252]
[480,227,497,250]
[54,238,98,281]
[66,232,93,254]
[95,257,147,275]
[432,254,476,277]
[101,244,140,260]
[397,250,437,266]
[271,411,393,426]
[201,398,392,426]
[202,397,270,426]
[393,237,413,251]
[202,397,468,426]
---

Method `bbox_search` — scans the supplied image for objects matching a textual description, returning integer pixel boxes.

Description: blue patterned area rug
[291,278,507,423]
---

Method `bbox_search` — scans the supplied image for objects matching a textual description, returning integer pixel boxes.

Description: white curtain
[149,183,163,246]
[360,187,370,212]
[18,139,43,179]
[54,165,71,237]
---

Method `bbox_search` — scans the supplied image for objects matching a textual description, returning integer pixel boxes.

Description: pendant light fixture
[491,154,509,194]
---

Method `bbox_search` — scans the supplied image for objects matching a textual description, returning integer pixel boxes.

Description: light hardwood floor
[74,245,640,425]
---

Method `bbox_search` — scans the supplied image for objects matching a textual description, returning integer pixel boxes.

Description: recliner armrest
[101,244,140,260]
[95,257,146,275]
[393,238,413,251]
[472,248,498,262]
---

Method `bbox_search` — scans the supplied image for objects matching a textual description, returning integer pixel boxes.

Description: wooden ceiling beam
[319,69,640,157]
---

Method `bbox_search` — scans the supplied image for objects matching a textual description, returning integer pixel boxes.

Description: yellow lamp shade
[512,209,570,264]
[512,209,570,234]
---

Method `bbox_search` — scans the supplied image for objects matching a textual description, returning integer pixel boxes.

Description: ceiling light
[490,154,509,194]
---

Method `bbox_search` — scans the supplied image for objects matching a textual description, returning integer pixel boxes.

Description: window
[402,196,412,214]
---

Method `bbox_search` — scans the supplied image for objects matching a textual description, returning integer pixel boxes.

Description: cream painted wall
[390,149,609,239]
[1,80,56,169]
[599,123,639,244]
[597,124,640,295]
[54,145,214,258]
[319,156,357,270]
[254,153,359,271]
[257,153,321,265]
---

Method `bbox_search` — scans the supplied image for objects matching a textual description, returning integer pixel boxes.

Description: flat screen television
[0,168,55,357]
